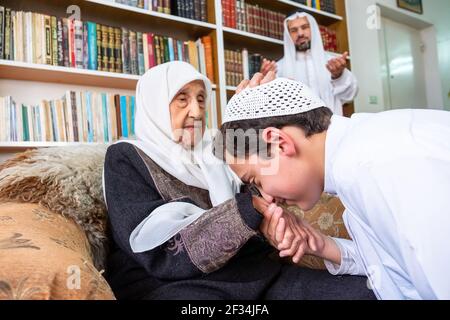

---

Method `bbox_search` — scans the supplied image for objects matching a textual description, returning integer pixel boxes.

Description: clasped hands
[252,196,326,264]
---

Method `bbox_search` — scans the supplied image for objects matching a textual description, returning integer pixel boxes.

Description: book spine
[114,28,122,73]
[87,22,98,70]
[56,18,64,66]
[4,8,11,60]
[202,36,214,83]
[96,24,103,70]
[114,95,122,139]
[193,0,201,21]
[0,6,5,59]
[82,22,89,69]
[44,16,52,65]
[121,28,130,74]
[154,35,161,66]
[74,20,84,68]
[108,26,115,72]
[163,0,171,14]
[200,0,207,22]
[101,25,109,72]
[148,33,155,68]
[129,31,138,75]
[51,16,58,66]
[137,32,145,75]
[168,37,175,61]
[120,96,129,138]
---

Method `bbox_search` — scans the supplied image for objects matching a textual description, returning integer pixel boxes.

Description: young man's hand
[260,204,341,265]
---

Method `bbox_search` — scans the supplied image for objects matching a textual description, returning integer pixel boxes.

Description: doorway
[379,17,427,110]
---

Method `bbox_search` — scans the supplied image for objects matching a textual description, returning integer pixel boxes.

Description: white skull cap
[223,78,327,124]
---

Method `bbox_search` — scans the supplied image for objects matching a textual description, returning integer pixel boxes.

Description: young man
[214,74,450,300]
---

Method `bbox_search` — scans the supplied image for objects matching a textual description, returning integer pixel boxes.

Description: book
[87,22,98,70]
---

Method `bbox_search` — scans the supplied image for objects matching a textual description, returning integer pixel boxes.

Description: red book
[148,33,156,68]
[222,0,229,27]
[68,19,76,68]
[230,0,236,29]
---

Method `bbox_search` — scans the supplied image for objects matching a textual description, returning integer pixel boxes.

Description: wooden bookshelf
[0,0,352,156]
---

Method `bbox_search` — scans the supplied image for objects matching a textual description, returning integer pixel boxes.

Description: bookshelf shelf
[0,142,107,152]
[85,0,217,32]
[254,0,343,25]
[0,60,217,91]
[277,0,343,21]
[223,27,284,46]
[0,59,140,90]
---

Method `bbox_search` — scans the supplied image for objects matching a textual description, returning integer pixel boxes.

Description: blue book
[177,40,183,61]
[101,93,109,143]
[35,106,42,141]
[120,96,129,138]
[86,92,94,143]
[168,37,175,61]
[87,22,97,70]
[130,96,135,136]
[50,102,58,142]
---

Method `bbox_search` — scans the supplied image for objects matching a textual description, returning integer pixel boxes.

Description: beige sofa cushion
[0,202,115,300]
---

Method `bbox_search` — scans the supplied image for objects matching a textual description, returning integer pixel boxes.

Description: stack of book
[111,0,209,22]
[0,6,215,82]
[225,48,263,87]
[221,0,285,40]
[0,92,136,143]
[319,25,338,52]
[292,0,336,14]
[0,90,219,143]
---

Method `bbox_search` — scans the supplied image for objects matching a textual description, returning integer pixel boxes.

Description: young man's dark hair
[214,107,332,160]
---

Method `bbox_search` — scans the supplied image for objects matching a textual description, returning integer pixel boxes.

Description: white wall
[346,0,450,113]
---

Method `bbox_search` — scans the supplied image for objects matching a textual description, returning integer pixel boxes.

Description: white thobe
[277,51,358,116]
[322,110,450,300]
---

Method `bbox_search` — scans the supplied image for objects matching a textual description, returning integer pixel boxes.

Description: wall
[346,0,450,113]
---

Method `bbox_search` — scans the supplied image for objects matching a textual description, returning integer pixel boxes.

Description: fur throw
[0,145,109,270]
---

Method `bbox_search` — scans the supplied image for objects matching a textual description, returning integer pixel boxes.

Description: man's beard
[295,40,311,52]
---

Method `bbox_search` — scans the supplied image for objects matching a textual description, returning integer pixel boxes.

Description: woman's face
[170,80,207,148]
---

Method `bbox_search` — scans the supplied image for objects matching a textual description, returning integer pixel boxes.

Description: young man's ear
[262,128,297,157]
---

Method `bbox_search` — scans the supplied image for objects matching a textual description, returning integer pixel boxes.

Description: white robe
[277,51,358,116]
[323,110,450,300]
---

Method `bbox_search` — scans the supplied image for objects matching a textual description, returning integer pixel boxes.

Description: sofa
[0,145,349,300]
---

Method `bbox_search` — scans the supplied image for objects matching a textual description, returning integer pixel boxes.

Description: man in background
[261,12,357,116]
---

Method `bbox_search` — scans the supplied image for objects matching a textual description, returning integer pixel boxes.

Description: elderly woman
[102,61,374,300]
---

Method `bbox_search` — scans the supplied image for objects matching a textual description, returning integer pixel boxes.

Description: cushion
[0,146,109,270]
[0,202,115,300]
[283,194,350,269]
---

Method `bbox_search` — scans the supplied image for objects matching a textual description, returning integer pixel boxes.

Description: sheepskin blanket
[0,145,109,270]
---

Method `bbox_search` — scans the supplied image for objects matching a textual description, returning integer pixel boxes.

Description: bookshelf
[0,0,352,159]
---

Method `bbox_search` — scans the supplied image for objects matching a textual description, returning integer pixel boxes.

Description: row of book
[0,92,136,144]
[319,25,338,53]
[292,0,337,14]
[111,0,209,22]
[221,0,285,40]
[225,48,263,87]
[0,90,219,143]
[0,7,215,81]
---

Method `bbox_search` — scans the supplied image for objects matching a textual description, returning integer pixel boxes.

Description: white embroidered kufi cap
[223,78,327,124]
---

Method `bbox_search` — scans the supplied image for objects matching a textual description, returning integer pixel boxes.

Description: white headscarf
[278,12,335,111]
[103,61,241,253]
